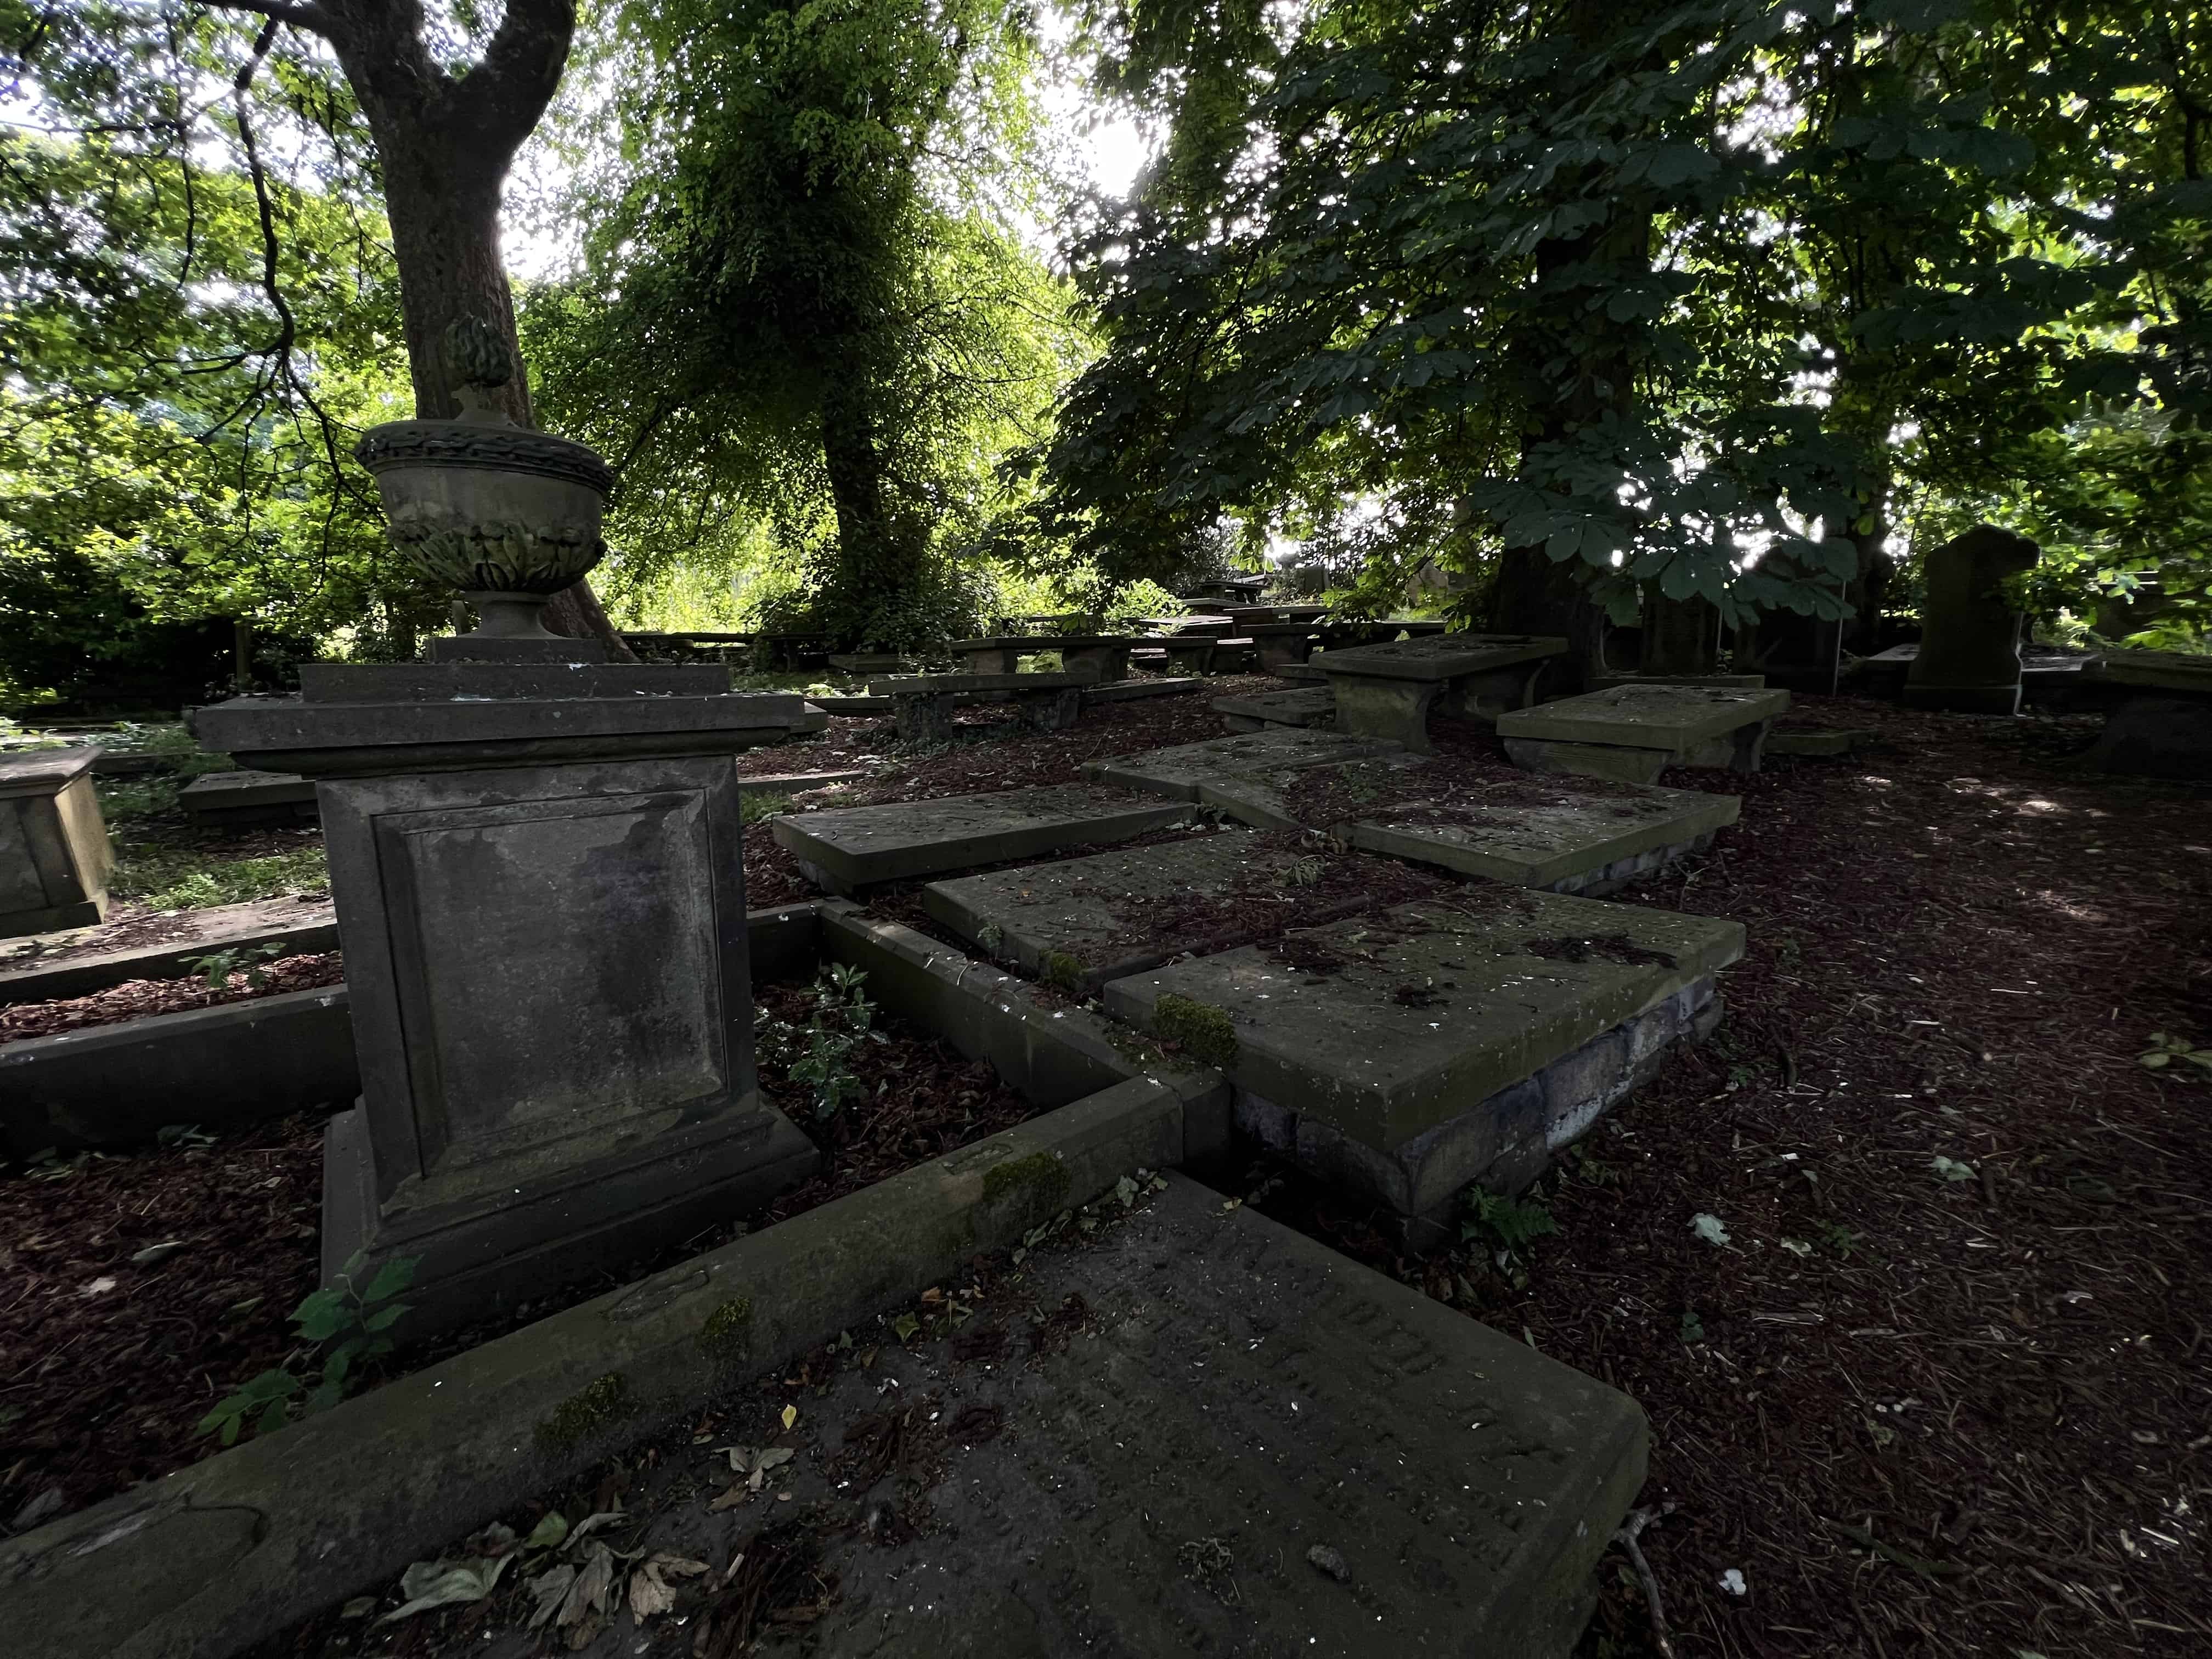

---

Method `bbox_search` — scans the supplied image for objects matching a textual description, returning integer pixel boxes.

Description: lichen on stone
[697,1296,754,1362]
[1153,994,1239,1070]
[981,1149,1072,1212]
[534,1372,634,1452]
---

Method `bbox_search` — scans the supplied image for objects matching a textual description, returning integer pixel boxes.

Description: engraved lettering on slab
[381,789,726,1164]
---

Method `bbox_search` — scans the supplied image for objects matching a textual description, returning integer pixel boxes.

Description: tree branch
[446,0,574,149]
[197,0,332,35]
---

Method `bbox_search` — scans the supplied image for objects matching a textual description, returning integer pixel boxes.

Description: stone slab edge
[1081,677,1201,703]
[0,906,341,1006]
[1348,789,1740,887]
[768,793,1191,891]
[1499,689,1790,749]
[0,1077,1184,1659]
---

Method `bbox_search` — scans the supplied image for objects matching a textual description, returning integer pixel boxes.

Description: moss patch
[981,1149,1071,1213]
[1154,994,1239,1070]
[534,1372,634,1452]
[697,1297,754,1363]
[1039,950,1087,993]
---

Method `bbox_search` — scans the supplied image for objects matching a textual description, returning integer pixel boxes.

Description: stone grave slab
[1105,890,1743,1233]
[1212,685,1336,732]
[1274,659,1326,683]
[1319,633,1566,752]
[0,748,114,938]
[768,783,1190,894]
[922,828,1440,994]
[1081,675,1201,704]
[1081,727,1400,801]
[867,671,1096,743]
[1199,754,1737,893]
[483,1173,1644,1659]
[1764,726,1874,758]
[1499,684,1790,783]
[178,768,318,827]
[2084,650,2212,779]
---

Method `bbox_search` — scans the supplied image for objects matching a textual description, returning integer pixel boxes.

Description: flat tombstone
[767,782,1191,894]
[1211,686,1336,732]
[1499,684,1790,783]
[2083,650,2212,780]
[1105,891,1743,1223]
[0,748,114,939]
[1319,633,1566,752]
[867,670,1095,743]
[188,661,821,1339]
[1905,524,2040,714]
[1082,728,1401,800]
[178,769,318,828]
[922,829,1440,992]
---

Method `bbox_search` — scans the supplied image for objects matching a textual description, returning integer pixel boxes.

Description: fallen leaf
[130,1241,186,1267]
[1690,1213,1731,1246]
[377,1553,513,1624]
[1931,1155,1977,1183]
[526,1564,576,1630]
[339,1596,377,1620]
[708,1483,751,1513]
[523,1511,569,1552]
[781,1404,798,1431]
[565,1509,627,1547]
[627,1552,709,1620]
[558,1543,616,1628]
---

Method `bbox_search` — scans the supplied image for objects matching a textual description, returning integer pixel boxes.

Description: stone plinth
[1499,684,1790,782]
[1318,633,1566,752]
[866,670,1096,744]
[2084,650,2212,780]
[768,783,1190,894]
[1243,620,1320,673]
[178,769,319,828]
[1905,524,2040,714]
[1104,891,1743,1238]
[188,660,822,1339]
[0,749,114,939]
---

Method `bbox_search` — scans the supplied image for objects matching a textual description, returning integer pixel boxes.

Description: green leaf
[363,1257,417,1305]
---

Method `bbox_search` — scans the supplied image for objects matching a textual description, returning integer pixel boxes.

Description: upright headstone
[1905,525,2040,714]
[189,320,820,1339]
[0,749,114,939]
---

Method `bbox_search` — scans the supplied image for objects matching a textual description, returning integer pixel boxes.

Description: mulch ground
[1238,697,2212,1657]
[0,986,1035,1530]
[0,952,346,1044]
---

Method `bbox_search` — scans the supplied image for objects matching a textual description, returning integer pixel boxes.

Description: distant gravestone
[1905,525,2040,714]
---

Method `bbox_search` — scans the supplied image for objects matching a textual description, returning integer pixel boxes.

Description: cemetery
[2,5,2210,1659]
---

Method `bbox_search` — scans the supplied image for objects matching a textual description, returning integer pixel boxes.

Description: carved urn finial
[443,317,518,425]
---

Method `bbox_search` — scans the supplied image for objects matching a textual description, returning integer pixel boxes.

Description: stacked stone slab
[1318,633,1566,752]
[768,783,1192,894]
[2083,649,2212,780]
[951,634,1135,682]
[190,654,823,1340]
[178,768,319,828]
[1199,753,1739,895]
[0,749,114,938]
[1498,684,1789,783]
[1904,524,2041,714]
[1107,890,1743,1245]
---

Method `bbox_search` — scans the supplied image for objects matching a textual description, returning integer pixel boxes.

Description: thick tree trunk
[1641,592,1719,675]
[318,0,631,659]
[817,377,926,650]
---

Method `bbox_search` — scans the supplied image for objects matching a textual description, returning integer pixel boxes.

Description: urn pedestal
[190,661,822,1339]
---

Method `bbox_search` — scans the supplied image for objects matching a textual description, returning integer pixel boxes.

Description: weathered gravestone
[188,320,824,1338]
[2083,649,2212,780]
[0,749,114,938]
[1905,524,2040,714]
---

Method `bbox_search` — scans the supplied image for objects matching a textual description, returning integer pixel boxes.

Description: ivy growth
[197,1252,417,1446]
[754,963,888,1119]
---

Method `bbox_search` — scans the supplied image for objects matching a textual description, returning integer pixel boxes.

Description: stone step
[1212,685,1336,732]
[177,769,318,827]
[1199,754,1738,894]
[1104,890,1743,1241]
[1082,729,1400,801]
[768,784,1192,894]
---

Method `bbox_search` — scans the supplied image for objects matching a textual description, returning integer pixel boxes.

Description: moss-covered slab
[769,784,1190,894]
[922,829,1440,993]
[1103,889,1743,1154]
[1081,728,1400,801]
[1499,684,1791,751]
[1211,686,1337,731]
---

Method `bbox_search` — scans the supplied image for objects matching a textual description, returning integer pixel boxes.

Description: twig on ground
[1613,1500,1679,1658]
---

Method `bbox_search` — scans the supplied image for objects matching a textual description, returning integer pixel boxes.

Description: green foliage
[198,1252,416,1445]
[738,793,797,827]
[527,0,1079,648]
[1462,1186,1559,1266]
[1152,994,1239,1069]
[187,941,289,992]
[110,847,330,911]
[755,963,888,1118]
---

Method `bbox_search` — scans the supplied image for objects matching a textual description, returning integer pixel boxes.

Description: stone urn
[353,318,614,644]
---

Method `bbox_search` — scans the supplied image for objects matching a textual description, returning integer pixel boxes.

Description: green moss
[533,1372,634,1452]
[981,1149,1071,1212]
[1039,950,1087,993]
[1153,994,1239,1070]
[696,1297,754,1362]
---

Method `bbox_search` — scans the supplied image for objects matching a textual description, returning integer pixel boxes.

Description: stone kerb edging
[0,1076,1187,1659]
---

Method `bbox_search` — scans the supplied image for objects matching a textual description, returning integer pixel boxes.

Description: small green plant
[1462,1185,1558,1264]
[1563,1143,1617,1186]
[739,792,795,827]
[186,940,287,991]
[755,964,887,1119]
[2138,1031,2212,1076]
[197,1252,417,1445]
[111,847,329,910]
[1814,1220,1859,1258]
[1679,1309,1706,1344]
[1281,855,1325,888]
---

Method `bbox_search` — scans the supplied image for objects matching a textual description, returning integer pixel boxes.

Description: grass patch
[740,792,795,826]
[109,846,329,910]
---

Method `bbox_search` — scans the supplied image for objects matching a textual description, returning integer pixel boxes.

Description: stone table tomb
[0,749,114,939]
[1318,633,1566,752]
[866,670,1097,744]
[1498,683,1790,783]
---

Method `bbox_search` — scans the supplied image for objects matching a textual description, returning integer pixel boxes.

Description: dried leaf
[558,1543,616,1628]
[526,1564,576,1630]
[628,1553,709,1621]
[1690,1212,1731,1246]
[377,1553,512,1624]
[781,1404,798,1431]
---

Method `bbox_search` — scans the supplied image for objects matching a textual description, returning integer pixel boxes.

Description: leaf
[377,1553,512,1623]
[758,1446,794,1471]
[524,1513,569,1553]
[1780,1239,1812,1258]
[565,1510,627,1548]
[709,1483,751,1513]
[1930,1156,1978,1183]
[363,1256,416,1305]
[526,1565,576,1630]
[891,1313,920,1341]
[1690,1213,1732,1246]
[781,1403,798,1431]
[627,1553,709,1620]
[558,1543,617,1628]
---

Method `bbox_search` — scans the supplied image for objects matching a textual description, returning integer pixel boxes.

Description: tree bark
[223,0,631,657]
[817,374,928,650]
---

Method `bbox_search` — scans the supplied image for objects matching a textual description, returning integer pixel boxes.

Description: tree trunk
[817,376,924,650]
[1641,592,1718,675]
